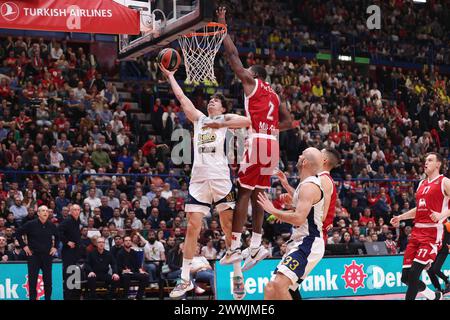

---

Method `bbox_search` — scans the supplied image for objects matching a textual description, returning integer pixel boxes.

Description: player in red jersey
[391,152,450,300]
[210,7,293,299]
[318,148,341,243]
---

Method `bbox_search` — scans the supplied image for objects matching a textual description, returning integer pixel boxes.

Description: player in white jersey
[159,65,251,298]
[257,147,326,299]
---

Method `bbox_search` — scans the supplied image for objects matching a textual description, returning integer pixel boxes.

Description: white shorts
[185,179,236,215]
[275,236,324,286]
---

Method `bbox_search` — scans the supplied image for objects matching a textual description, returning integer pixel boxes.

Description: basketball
[157,48,181,71]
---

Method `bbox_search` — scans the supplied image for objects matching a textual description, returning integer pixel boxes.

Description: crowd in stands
[223,0,450,66]
[0,0,449,297]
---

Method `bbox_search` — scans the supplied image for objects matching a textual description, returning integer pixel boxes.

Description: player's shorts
[185,179,236,215]
[237,136,279,190]
[402,224,444,268]
[274,236,325,285]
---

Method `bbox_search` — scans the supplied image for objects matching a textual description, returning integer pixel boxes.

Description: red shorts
[237,137,279,190]
[403,226,443,268]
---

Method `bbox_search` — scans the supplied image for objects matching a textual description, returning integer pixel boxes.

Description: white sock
[233,261,243,278]
[231,232,242,251]
[250,232,262,249]
[420,286,437,300]
[181,258,192,282]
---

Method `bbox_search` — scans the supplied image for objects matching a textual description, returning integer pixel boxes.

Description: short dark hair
[324,148,341,169]
[426,152,443,163]
[250,65,267,80]
[426,152,443,173]
[212,93,227,111]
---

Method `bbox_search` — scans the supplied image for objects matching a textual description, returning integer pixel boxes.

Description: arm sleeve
[168,252,179,271]
[58,220,68,245]
[52,224,60,248]
[110,253,118,274]
[85,252,93,273]
[16,222,28,248]
[116,251,123,274]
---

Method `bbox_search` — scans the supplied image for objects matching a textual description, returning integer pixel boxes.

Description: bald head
[303,147,322,174]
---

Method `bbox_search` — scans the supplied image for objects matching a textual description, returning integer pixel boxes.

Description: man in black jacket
[110,235,123,259]
[116,236,149,300]
[16,205,59,300]
[85,237,120,300]
[58,204,81,299]
[9,239,26,261]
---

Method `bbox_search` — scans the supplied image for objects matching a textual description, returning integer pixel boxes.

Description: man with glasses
[16,205,59,300]
[85,237,120,300]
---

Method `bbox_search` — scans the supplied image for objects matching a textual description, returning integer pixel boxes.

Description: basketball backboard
[115,0,216,61]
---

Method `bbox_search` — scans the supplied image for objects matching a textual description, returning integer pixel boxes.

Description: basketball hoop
[178,22,227,85]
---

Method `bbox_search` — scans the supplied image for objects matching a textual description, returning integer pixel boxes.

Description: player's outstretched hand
[390,216,400,228]
[279,193,293,206]
[274,168,288,183]
[257,192,276,215]
[158,63,176,79]
[216,6,226,23]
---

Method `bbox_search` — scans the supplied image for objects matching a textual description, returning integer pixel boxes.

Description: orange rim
[182,22,227,38]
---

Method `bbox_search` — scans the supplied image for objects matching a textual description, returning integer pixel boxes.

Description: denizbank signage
[0,262,63,300]
[215,255,450,299]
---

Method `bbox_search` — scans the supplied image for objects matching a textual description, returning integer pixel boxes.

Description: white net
[178,23,227,85]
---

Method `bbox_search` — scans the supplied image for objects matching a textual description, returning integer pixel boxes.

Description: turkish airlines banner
[0,0,140,35]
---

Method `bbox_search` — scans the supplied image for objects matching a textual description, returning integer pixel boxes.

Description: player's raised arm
[159,64,203,122]
[216,7,255,94]
[203,114,251,129]
[290,183,321,225]
[274,168,295,197]
[278,98,293,131]
[257,183,320,226]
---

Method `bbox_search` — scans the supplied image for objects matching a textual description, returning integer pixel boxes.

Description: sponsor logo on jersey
[198,146,216,154]
[418,198,427,207]
[198,132,216,145]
